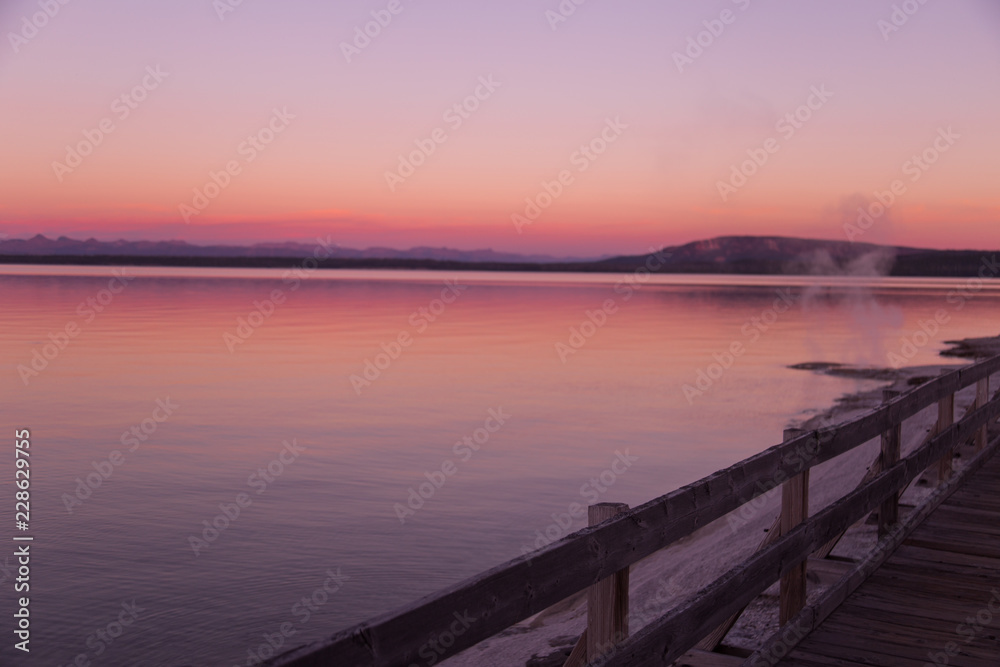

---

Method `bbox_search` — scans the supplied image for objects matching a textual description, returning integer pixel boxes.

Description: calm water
[1,267,998,665]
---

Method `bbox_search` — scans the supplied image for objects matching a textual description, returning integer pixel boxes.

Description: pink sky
[1,0,999,256]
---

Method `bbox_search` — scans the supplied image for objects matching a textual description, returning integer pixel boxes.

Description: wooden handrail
[744,428,1000,667]
[271,356,1000,667]
[593,390,1000,666]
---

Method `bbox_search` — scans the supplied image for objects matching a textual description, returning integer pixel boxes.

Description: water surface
[1,267,998,665]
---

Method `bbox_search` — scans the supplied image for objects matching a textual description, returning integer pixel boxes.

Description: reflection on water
[0,267,997,664]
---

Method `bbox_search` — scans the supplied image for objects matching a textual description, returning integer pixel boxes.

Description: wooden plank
[587,503,630,659]
[863,568,1000,597]
[977,377,990,451]
[794,635,935,667]
[883,555,1000,581]
[843,591,988,625]
[805,557,853,582]
[937,385,955,481]
[804,610,1000,664]
[816,614,1000,662]
[800,625,1000,667]
[940,493,1000,512]
[891,543,1000,570]
[785,648,925,667]
[916,506,1000,525]
[879,390,902,537]
[672,649,744,667]
[780,429,809,626]
[921,514,1000,536]
[903,535,1000,559]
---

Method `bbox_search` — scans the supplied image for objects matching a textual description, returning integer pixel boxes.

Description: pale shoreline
[444,335,1000,666]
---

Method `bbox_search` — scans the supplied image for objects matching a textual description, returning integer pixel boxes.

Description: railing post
[587,502,630,660]
[937,378,955,482]
[976,376,989,452]
[779,428,808,626]
[879,390,902,537]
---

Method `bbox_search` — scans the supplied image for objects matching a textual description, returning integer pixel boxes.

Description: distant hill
[596,236,995,277]
[0,234,996,277]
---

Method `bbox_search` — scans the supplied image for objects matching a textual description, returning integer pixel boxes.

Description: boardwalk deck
[773,450,1000,667]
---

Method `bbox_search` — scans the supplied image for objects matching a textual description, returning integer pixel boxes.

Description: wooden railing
[271,355,1000,667]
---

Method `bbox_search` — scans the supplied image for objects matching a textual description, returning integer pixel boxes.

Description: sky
[1,0,999,257]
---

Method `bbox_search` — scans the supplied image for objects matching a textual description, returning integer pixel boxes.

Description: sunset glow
[2,0,999,255]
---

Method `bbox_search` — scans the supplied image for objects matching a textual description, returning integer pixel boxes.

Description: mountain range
[0,234,996,277]
[0,234,583,263]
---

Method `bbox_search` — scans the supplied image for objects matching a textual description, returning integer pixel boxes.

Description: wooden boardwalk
[271,357,1000,667]
[773,449,1000,667]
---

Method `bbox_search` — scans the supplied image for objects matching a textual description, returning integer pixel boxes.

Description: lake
[1,266,998,665]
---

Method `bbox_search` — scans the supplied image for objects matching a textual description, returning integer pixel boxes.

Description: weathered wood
[976,377,989,451]
[695,516,779,652]
[780,429,809,626]
[271,357,1000,667]
[757,434,1000,667]
[562,629,587,667]
[698,432,805,650]
[878,390,902,537]
[675,648,745,666]
[805,556,853,582]
[937,383,955,482]
[591,393,1000,667]
[587,503,630,659]
[813,456,881,559]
